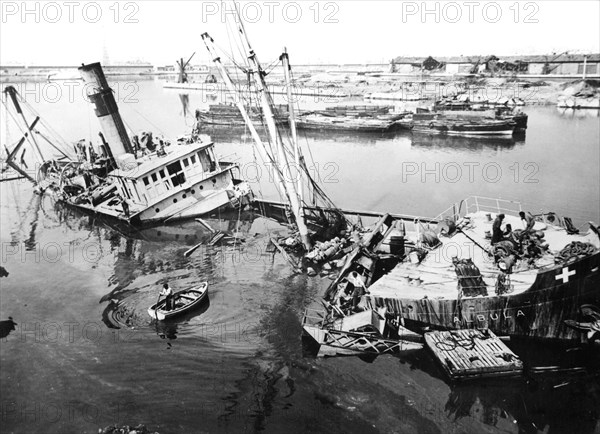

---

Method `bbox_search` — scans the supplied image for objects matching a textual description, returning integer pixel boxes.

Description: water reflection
[398,340,600,433]
[411,133,525,151]
[178,93,190,118]
[444,372,600,433]
[299,128,400,145]
[556,107,600,119]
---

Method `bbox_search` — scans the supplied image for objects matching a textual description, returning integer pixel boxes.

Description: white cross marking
[555,267,576,283]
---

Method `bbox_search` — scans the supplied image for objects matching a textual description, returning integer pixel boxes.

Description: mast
[280,48,303,203]
[233,6,312,250]
[4,86,45,164]
[201,32,289,205]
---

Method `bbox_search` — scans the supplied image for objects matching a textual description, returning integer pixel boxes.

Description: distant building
[390,54,600,77]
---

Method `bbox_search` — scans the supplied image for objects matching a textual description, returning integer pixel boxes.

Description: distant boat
[412,119,516,136]
[433,100,528,132]
[147,283,209,320]
[195,103,289,126]
[407,112,517,137]
[296,114,398,133]
[296,105,408,133]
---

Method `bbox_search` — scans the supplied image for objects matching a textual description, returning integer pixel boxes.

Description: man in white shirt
[160,283,174,311]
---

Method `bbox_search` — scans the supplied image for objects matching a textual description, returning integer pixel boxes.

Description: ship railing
[434,196,523,222]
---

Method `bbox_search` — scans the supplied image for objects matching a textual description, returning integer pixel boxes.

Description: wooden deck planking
[424,329,523,380]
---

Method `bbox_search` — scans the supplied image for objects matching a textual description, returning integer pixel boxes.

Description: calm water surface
[1,78,599,433]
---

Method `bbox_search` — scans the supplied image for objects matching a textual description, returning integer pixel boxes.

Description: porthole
[173,198,178,203]
[155,208,160,213]
[191,190,195,195]
[183,194,187,199]
[200,185,204,190]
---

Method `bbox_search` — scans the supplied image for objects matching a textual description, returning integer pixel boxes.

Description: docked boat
[4,62,254,225]
[411,116,516,136]
[147,283,209,320]
[433,99,529,132]
[195,103,289,127]
[324,197,600,344]
[296,104,409,133]
[296,114,398,133]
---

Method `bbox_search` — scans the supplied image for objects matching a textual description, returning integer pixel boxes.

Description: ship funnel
[78,62,134,163]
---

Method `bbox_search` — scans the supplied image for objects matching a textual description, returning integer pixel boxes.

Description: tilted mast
[280,48,303,203]
[200,32,289,205]
[233,6,312,250]
[4,86,45,164]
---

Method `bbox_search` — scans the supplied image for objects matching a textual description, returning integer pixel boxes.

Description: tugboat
[5,62,253,225]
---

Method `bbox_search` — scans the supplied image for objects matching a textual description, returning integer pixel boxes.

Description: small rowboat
[147,283,209,320]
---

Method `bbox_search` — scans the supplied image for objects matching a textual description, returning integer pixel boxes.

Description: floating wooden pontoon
[425,328,523,380]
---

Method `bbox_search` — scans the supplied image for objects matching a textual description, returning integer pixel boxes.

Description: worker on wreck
[519,211,535,234]
[503,224,520,249]
[116,193,130,217]
[348,271,368,311]
[491,214,505,244]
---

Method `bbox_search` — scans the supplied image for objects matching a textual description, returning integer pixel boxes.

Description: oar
[154,293,161,321]
[184,242,203,257]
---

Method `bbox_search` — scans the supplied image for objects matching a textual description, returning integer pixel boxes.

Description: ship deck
[369,211,600,301]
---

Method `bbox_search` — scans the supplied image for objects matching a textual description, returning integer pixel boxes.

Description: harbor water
[1,78,599,433]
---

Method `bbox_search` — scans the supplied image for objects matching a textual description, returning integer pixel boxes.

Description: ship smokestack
[78,62,134,162]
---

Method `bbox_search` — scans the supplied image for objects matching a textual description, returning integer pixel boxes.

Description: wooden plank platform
[424,329,523,380]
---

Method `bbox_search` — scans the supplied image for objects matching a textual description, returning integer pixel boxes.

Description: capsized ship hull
[369,252,600,341]
[326,197,600,344]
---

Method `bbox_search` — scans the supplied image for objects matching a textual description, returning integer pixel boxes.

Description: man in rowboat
[160,283,174,311]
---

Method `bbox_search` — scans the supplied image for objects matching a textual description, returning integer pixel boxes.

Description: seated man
[519,211,536,234]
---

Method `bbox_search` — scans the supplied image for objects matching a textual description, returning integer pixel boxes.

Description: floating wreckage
[302,305,423,357]
[2,63,253,225]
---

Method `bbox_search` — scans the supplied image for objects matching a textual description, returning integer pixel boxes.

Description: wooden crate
[425,329,523,381]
